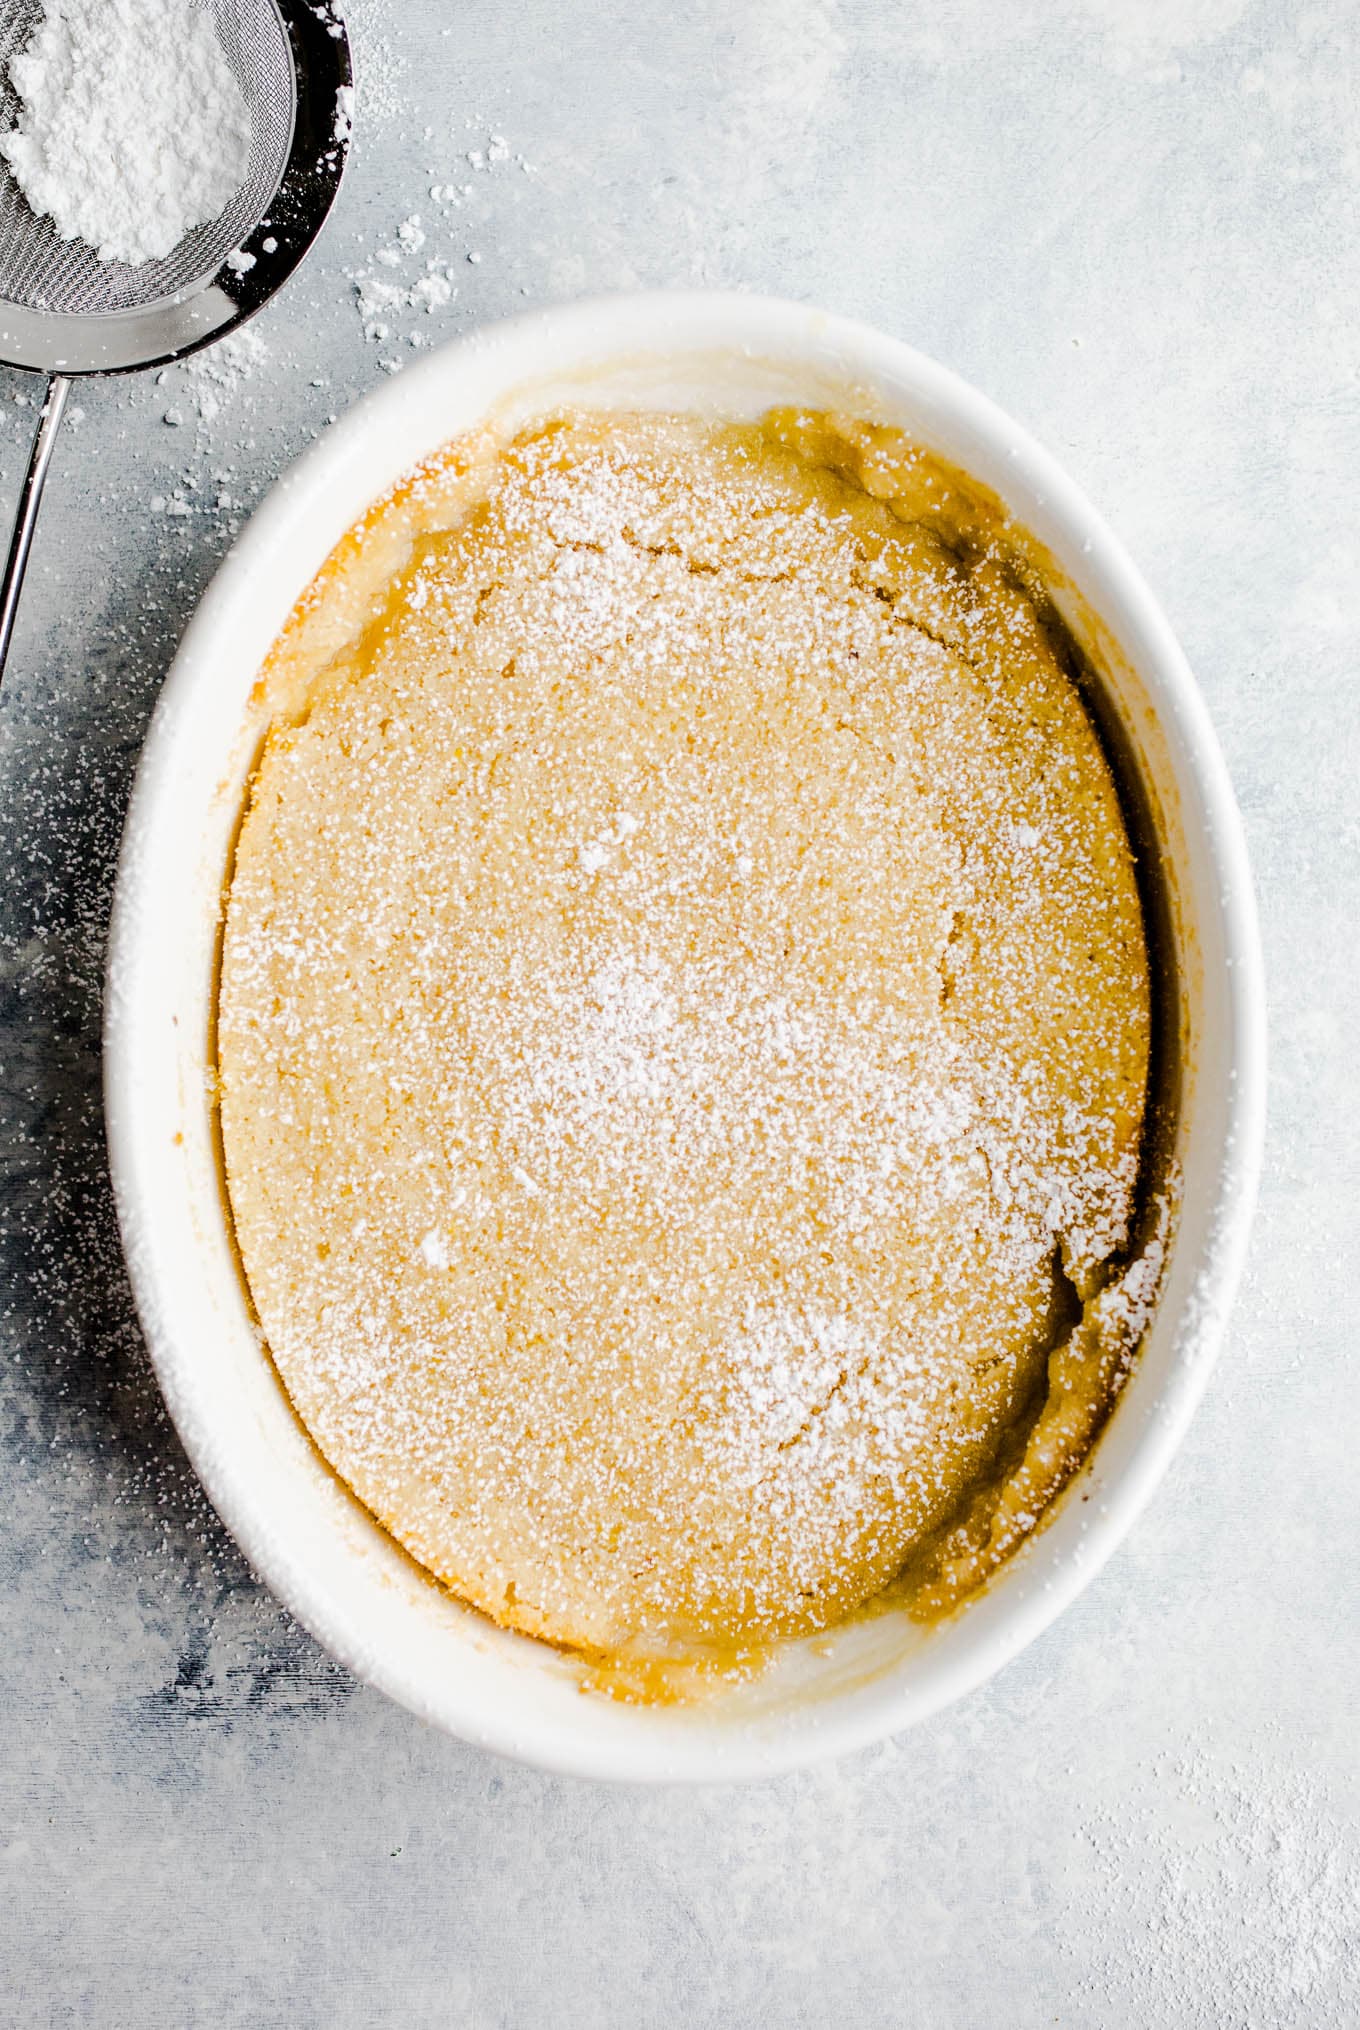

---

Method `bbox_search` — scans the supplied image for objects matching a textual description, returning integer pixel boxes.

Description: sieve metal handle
[0,372,69,684]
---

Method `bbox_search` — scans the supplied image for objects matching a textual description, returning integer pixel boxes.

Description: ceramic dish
[104,292,1265,1781]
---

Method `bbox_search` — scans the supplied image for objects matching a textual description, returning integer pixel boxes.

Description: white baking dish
[104,293,1265,1781]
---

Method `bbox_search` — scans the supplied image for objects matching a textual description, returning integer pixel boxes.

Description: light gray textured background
[1,1,1357,2023]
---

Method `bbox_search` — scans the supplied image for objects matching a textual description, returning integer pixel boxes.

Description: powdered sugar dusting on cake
[217,408,1164,1659]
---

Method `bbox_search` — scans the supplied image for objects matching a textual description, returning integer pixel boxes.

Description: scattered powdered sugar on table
[345,0,404,126]
[157,325,270,431]
[343,132,535,370]
[1067,1748,1360,2025]
[0,0,253,267]
[145,326,273,527]
[347,215,458,358]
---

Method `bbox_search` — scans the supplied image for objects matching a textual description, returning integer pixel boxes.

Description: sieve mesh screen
[0,0,295,317]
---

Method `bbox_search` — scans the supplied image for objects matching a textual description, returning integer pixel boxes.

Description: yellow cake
[217,408,1160,1666]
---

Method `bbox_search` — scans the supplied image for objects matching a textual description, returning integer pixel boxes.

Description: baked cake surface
[218,409,1157,1661]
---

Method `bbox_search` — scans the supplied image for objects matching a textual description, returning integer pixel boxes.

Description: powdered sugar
[1068,1749,1360,2026]
[347,215,458,354]
[0,0,253,267]
[158,325,269,431]
[218,409,1165,1652]
[343,128,535,365]
[712,1299,887,1467]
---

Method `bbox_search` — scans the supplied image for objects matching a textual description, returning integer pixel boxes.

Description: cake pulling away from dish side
[217,407,1168,1691]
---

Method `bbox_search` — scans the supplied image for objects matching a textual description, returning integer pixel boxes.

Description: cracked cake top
[216,408,1156,1679]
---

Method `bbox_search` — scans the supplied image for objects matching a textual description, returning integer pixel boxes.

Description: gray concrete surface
[1,1,1357,2023]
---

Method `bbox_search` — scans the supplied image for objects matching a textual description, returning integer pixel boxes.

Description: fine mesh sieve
[0,0,353,678]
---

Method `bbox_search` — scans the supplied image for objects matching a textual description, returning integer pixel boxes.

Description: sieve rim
[0,0,352,377]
